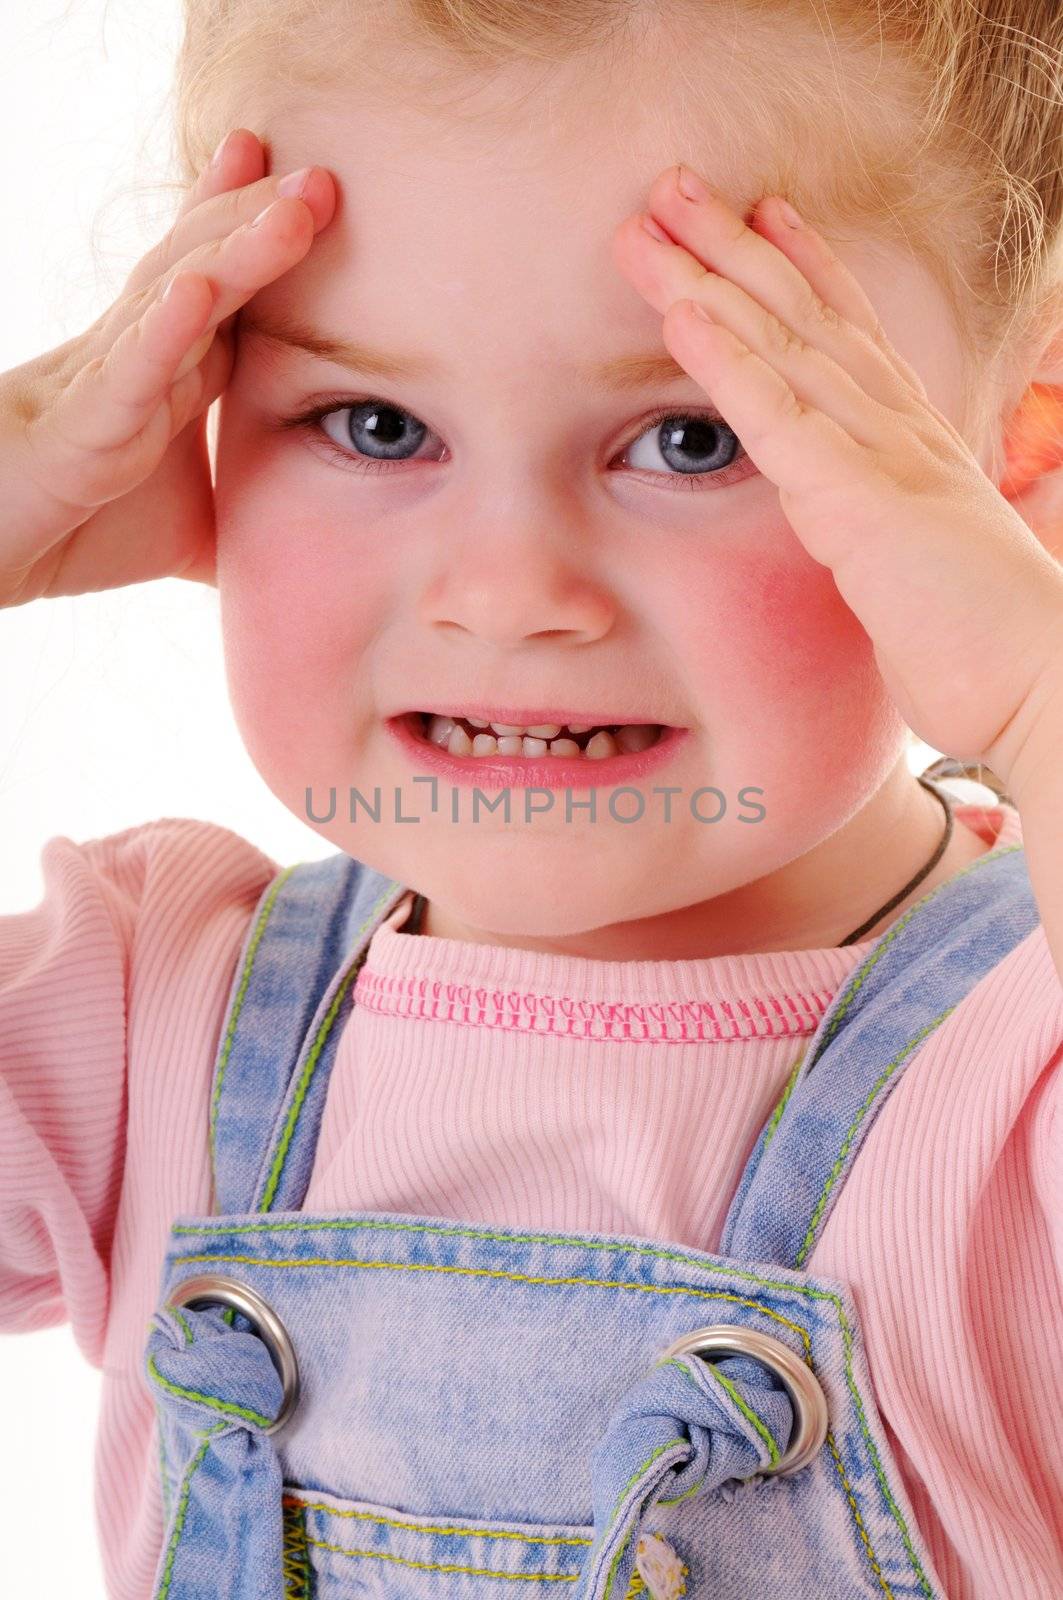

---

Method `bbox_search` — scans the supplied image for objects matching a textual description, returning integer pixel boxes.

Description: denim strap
[719,844,1038,1267]
[209,854,408,1215]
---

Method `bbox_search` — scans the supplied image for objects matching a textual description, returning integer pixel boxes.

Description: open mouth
[404,711,669,760]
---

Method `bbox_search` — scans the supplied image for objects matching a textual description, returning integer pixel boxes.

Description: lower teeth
[417,714,663,759]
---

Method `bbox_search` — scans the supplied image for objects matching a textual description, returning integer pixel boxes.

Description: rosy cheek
[216,489,390,786]
[749,560,874,686]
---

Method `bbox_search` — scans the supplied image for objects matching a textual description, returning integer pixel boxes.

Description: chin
[418,864,660,942]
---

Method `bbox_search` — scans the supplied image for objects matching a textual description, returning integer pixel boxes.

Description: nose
[416,506,618,647]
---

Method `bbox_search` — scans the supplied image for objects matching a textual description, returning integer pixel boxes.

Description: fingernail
[641,213,672,244]
[210,131,231,169]
[676,164,707,202]
[249,202,276,228]
[276,167,312,200]
[777,198,803,228]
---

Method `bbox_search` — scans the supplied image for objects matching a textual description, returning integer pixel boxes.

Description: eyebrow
[239,309,695,393]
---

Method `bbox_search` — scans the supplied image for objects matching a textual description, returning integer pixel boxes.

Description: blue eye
[319,400,437,463]
[623,410,748,483]
[282,397,753,489]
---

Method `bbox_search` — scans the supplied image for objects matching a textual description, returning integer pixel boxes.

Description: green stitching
[761,1050,805,1153]
[598,1440,686,1600]
[710,1366,779,1464]
[208,865,298,1181]
[146,1352,275,1430]
[806,845,1020,1071]
[152,1421,226,1600]
[155,1410,172,1524]
[281,1496,593,1545]
[793,1006,956,1268]
[171,1215,849,1309]
[653,1354,779,1465]
[256,879,403,1212]
[787,842,1025,1276]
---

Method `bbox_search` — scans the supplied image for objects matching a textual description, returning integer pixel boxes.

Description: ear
[998,380,1063,564]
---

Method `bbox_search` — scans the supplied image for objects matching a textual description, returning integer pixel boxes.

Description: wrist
[986,650,1063,808]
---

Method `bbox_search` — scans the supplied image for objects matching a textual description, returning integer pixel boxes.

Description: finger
[662,298,879,507]
[173,127,265,224]
[22,272,218,507]
[105,198,309,430]
[630,167,919,415]
[628,217,909,449]
[745,197,978,457]
[163,196,317,379]
[652,165,883,336]
[126,157,333,302]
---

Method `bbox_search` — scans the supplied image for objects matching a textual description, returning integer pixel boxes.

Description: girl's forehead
[262,40,819,223]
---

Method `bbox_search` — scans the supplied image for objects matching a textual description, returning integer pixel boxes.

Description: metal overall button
[167,1273,301,1435]
[657,1324,829,1477]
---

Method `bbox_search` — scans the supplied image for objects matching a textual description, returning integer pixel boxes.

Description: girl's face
[213,54,984,955]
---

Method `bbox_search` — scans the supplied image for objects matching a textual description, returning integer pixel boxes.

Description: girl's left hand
[612,164,1063,791]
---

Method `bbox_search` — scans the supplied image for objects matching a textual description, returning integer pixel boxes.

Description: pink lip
[386,713,691,790]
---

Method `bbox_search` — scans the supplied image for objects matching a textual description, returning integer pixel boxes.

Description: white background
[0,2,333,1592]
[0,3,949,1594]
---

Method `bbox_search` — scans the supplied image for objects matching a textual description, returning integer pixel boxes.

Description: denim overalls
[143,830,1038,1600]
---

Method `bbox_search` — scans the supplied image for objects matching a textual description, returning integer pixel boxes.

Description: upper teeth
[421,714,662,759]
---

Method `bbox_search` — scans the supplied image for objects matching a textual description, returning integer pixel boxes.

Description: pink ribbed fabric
[0,801,1060,1599]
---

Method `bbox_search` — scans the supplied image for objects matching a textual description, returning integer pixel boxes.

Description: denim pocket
[282,1483,595,1596]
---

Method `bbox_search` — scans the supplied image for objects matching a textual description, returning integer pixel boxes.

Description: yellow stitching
[172,1256,812,1344]
[304,1534,580,1580]
[170,1248,923,1596]
[195,851,1013,1595]
[282,1499,311,1600]
[794,1008,955,1267]
[825,1432,891,1597]
[281,1495,592,1545]
[171,1218,841,1306]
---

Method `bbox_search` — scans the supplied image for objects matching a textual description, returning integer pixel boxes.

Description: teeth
[584,729,619,758]
[421,713,663,760]
[446,722,473,757]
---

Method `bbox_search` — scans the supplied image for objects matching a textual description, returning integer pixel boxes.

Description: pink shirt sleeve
[0,819,277,1368]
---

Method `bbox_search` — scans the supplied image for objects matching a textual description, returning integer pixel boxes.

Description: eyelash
[276,395,754,491]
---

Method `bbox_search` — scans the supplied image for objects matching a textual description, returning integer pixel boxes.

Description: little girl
[2,2,1062,1598]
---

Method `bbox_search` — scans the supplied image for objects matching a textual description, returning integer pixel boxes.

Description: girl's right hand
[0,129,336,607]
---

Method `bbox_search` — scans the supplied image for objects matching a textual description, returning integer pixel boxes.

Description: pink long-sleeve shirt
[1,797,1060,1599]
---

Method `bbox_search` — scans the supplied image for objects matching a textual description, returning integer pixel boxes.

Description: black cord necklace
[403,772,955,949]
[837,773,954,945]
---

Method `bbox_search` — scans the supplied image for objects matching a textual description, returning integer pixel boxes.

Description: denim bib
[144,836,1038,1600]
